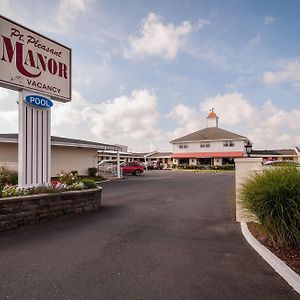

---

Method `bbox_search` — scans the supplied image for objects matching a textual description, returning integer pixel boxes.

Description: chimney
[206,109,219,128]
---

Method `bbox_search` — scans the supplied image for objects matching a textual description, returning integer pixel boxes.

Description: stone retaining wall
[0,187,102,231]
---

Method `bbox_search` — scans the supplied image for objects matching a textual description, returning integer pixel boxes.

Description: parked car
[121,162,145,175]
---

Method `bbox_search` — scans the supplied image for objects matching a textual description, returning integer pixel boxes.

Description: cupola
[206,109,219,128]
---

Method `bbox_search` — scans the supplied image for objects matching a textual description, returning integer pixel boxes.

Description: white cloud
[195,19,210,30]
[167,92,300,149]
[57,0,92,32]
[200,93,256,126]
[52,89,166,151]
[0,0,94,35]
[263,58,300,87]
[168,103,202,138]
[198,92,300,149]
[0,88,18,133]
[0,0,13,16]
[264,16,275,25]
[125,12,192,59]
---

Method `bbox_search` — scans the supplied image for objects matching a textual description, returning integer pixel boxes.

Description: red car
[121,162,145,176]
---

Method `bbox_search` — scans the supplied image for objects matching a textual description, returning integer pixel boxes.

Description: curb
[241,222,300,295]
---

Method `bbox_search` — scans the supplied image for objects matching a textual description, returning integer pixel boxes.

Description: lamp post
[245,140,252,158]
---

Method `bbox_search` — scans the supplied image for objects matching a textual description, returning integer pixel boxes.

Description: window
[200,142,210,148]
[179,144,188,149]
[223,141,235,147]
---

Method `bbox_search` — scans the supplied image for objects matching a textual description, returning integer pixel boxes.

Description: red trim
[172,151,244,158]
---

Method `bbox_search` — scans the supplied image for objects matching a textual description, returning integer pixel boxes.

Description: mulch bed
[247,222,300,275]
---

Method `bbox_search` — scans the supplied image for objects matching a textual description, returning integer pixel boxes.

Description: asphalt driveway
[0,171,298,299]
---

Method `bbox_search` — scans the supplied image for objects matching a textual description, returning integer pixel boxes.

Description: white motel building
[170,111,250,166]
[0,134,119,177]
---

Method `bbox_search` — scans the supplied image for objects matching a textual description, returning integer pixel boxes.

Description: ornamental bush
[1,185,20,197]
[59,170,79,185]
[240,166,300,247]
[69,181,85,191]
[0,170,98,198]
[0,167,18,188]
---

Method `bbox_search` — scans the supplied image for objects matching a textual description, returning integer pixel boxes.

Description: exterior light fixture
[245,140,252,157]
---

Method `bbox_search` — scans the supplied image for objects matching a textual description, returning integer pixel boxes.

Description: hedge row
[173,164,235,171]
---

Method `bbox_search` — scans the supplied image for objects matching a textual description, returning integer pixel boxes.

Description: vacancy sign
[0,15,71,102]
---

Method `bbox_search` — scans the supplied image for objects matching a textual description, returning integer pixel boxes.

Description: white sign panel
[0,15,71,102]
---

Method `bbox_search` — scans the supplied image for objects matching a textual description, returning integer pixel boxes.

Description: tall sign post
[0,15,71,187]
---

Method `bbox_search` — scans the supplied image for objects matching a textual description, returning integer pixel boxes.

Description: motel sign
[0,15,72,187]
[0,15,71,102]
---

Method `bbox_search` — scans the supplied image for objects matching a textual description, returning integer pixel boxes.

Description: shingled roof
[0,134,120,150]
[146,152,172,158]
[170,127,247,143]
[251,149,297,156]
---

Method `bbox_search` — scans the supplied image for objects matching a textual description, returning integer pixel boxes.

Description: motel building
[0,134,119,177]
[170,111,250,166]
[250,148,300,162]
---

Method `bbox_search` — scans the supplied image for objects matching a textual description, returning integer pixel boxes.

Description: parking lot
[0,171,298,299]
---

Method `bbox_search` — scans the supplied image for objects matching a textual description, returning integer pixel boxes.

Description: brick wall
[0,188,102,231]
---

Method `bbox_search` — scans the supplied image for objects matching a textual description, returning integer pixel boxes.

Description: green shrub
[81,179,97,189]
[175,164,234,171]
[88,167,97,177]
[0,167,18,188]
[215,164,235,171]
[241,166,300,247]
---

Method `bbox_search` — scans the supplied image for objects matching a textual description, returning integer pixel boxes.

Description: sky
[1,0,300,152]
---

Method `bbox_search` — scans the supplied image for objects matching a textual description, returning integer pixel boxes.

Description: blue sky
[1,0,300,151]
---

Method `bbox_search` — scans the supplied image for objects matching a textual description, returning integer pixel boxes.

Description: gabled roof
[251,149,297,156]
[0,134,120,151]
[170,127,247,143]
[146,151,172,158]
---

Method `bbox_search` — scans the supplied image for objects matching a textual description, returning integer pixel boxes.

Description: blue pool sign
[24,95,53,109]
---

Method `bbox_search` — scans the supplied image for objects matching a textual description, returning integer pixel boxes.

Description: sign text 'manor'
[0,15,71,102]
